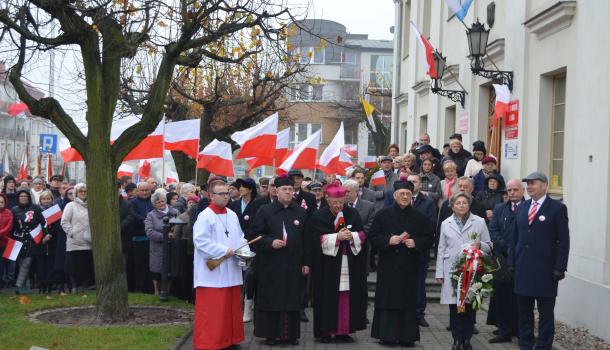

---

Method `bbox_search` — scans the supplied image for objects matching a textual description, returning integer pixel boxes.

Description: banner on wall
[458,112,469,134]
[504,100,519,139]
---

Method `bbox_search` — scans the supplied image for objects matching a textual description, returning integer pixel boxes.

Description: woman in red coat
[0,193,15,288]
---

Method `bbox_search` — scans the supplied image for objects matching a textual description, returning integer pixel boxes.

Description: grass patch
[0,292,193,350]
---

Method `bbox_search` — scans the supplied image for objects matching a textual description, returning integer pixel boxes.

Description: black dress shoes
[336,335,354,343]
[265,338,276,346]
[399,341,415,348]
[451,339,462,350]
[418,318,430,327]
[320,336,332,343]
[488,335,512,343]
[289,339,299,345]
[463,340,473,350]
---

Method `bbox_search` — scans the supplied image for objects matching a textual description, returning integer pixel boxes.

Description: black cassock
[251,200,311,340]
[369,203,434,343]
[310,205,368,338]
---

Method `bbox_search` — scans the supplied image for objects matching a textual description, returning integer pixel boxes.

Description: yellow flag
[359,97,377,132]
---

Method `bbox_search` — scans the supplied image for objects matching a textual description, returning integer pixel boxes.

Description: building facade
[392,0,610,341]
[269,19,393,178]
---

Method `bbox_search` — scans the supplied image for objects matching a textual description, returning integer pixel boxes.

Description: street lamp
[160,216,186,301]
[466,19,513,91]
[430,50,466,108]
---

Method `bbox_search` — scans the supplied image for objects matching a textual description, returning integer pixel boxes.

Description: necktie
[512,203,517,212]
[349,202,354,208]
[411,197,415,206]
[527,201,539,225]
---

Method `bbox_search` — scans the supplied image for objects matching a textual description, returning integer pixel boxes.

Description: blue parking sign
[40,134,58,154]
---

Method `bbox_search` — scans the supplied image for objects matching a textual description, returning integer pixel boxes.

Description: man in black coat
[119,192,136,291]
[369,179,434,347]
[407,174,437,328]
[509,172,570,350]
[437,177,487,235]
[288,169,316,217]
[487,179,523,343]
[250,175,311,346]
[310,183,367,343]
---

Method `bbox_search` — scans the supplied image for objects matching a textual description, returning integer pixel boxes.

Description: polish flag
[45,153,53,182]
[42,204,62,225]
[111,118,164,161]
[278,130,321,175]
[370,169,386,187]
[7,102,29,117]
[17,150,28,180]
[334,211,345,231]
[30,224,43,244]
[117,163,134,178]
[231,113,278,159]
[164,119,200,158]
[318,122,352,175]
[2,239,22,261]
[342,144,357,158]
[361,155,378,169]
[59,138,84,162]
[493,84,511,126]
[274,128,290,166]
[138,159,152,179]
[410,21,438,79]
[165,169,179,184]
[196,139,234,177]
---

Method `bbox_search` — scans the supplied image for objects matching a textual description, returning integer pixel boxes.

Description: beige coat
[61,198,92,251]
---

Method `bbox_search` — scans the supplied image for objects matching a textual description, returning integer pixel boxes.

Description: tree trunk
[86,142,130,322]
[172,150,196,182]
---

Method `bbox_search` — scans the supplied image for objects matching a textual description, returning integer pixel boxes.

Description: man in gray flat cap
[508,171,570,350]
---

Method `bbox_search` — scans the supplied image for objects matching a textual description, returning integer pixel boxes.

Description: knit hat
[472,141,487,154]
[482,156,497,165]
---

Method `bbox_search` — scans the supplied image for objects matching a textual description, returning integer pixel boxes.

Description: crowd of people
[0,131,570,350]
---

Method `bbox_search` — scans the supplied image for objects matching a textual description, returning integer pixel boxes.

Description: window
[294,47,325,65]
[370,55,393,89]
[419,115,428,137]
[550,75,566,190]
[289,123,321,148]
[288,84,323,102]
[340,49,357,64]
[445,106,456,141]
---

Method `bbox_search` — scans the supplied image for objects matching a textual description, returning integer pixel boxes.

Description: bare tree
[0,0,297,322]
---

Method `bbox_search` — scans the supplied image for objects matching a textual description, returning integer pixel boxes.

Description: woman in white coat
[436,192,492,350]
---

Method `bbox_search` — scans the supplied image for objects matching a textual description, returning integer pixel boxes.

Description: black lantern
[466,19,513,91]
[430,50,466,107]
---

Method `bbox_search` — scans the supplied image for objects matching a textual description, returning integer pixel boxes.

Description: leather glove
[552,270,565,281]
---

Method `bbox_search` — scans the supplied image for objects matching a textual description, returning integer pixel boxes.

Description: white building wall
[395,0,610,342]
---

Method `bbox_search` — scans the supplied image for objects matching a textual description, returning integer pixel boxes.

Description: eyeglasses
[213,192,230,196]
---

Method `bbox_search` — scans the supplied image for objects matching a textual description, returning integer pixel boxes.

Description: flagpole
[161,116,166,185]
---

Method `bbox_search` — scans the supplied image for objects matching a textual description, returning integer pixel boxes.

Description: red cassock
[193,286,244,350]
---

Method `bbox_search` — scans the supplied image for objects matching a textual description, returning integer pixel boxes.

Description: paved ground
[177,302,525,350]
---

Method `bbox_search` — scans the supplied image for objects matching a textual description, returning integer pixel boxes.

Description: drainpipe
[391,0,403,144]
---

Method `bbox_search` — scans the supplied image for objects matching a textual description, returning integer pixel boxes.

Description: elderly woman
[443,139,472,177]
[439,161,459,206]
[436,192,492,350]
[419,158,442,203]
[61,183,93,293]
[145,190,179,295]
[403,153,419,174]
[173,183,196,213]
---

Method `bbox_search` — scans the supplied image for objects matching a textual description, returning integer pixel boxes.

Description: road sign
[40,134,58,154]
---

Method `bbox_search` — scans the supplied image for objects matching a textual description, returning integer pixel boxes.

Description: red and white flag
[45,153,53,181]
[138,159,152,179]
[111,118,164,161]
[2,238,22,261]
[410,21,438,79]
[42,204,62,225]
[318,122,353,176]
[165,169,179,184]
[361,155,378,169]
[197,139,234,177]
[493,84,511,126]
[7,102,29,118]
[334,211,345,231]
[282,222,288,242]
[30,224,43,244]
[370,169,386,187]
[117,163,134,178]
[164,119,200,158]
[231,113,278,159]
[59,138,83,162]
[278,130,321,174]
[17,150,28,180]
[274,128,290,165]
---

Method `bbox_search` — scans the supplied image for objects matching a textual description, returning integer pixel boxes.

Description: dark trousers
[415,258,428,320]
[449,304,475,342]
[517,295,556,350]
[132,240,151,293]
[493,279,518,337]
[35,255,55,290]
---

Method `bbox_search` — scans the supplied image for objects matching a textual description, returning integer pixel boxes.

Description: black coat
[412,193,438,262]
[228,196,258,237]
[310,205,367,337]
[369,203,434,310]
[509,197,570,297]
[251,200,311,312]
[11,190,47,257]
[443,148,472,177]
[119,198,136,254]
[294,190,316,217]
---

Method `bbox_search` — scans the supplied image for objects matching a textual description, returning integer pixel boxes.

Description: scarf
[444,177,456,199]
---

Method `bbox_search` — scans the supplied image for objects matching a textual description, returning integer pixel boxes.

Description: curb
[171,327,193,350]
